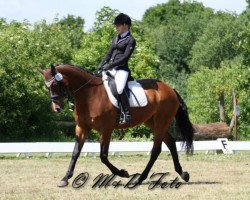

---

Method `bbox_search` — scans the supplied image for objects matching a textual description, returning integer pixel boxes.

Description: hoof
[57,179,69,187]
[135,178,145,185]
[120,169,130,178]
[133,174,146,185]
[181,171,190,182]
[134,179,143,185]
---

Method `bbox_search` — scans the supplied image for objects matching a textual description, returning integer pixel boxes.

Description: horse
[38,64,194,187]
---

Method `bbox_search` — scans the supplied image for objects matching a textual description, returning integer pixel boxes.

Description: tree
[72,21,116,71]
[0,20,73,141]
[93,6,119,30]
[247,0,250,9]
[236,17,250,139]
[143,0,181,28]
[143,0,214,73]
[187,57,250,140]
[142,0,214,97]
[238,17,250,65]
[0,18,6,28]
[189,13,244,71]
[57,15,85,49]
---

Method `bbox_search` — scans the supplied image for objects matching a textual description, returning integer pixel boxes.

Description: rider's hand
[94,69,102,76]
[102,63,110,71]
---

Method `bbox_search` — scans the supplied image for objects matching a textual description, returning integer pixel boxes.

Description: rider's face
[115,24,129,35]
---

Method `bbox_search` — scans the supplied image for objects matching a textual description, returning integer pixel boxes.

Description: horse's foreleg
[58,125,88,187]
[163,134,190,182]
[100,132,129,178]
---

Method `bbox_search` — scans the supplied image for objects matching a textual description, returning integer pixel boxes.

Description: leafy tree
[72,7,118,71]
[143,0,214,72]
[94,6,119,30]
[236,16,250,139]
[238,19,250,65]
[189,13,244,71]
[187,57,250,140]
[247,0,250,9]
[0,18,6,28]
[143,0,182,28]
[29,20,73,66]
[72,22,115,71]
[0,20,73,141]
[57,15,85,49]
[142,0,214,97]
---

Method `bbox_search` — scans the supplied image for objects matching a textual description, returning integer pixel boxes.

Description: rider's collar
[120,31,130,38]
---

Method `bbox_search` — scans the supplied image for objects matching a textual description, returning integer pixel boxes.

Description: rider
[98,13,136,124]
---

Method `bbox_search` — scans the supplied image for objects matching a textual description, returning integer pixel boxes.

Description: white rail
[0,139,249,158]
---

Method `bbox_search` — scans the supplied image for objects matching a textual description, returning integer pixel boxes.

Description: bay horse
[38,64,194,187]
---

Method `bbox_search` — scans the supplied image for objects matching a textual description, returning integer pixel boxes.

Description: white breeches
[108,68,129,94]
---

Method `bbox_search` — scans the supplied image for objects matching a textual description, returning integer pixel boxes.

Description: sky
[0,0,248,31]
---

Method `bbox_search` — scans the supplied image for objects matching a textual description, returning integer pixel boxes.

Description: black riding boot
[118,91,131,124]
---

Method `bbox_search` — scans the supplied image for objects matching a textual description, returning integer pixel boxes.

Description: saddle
[102,72,148,109]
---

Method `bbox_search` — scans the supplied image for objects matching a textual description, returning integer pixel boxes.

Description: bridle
[45,75,67,102]
[45,69,102,101]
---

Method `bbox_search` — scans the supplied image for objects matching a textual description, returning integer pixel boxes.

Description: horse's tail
[174,89,194,154]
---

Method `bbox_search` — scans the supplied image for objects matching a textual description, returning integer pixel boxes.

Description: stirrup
[119,112,131,124]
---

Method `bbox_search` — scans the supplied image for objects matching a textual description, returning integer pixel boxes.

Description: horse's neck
[58,65,101,92]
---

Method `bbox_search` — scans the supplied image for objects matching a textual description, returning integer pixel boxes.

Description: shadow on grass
[183,181,222,185]
[138,180,222,186]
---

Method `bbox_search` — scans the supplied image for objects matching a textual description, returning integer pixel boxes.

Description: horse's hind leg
[137,116,164,183]
[137,134,163,184]
[100,131,129,178]
[163,133,190,182]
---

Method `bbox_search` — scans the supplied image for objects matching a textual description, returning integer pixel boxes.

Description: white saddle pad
[102,72,148,108]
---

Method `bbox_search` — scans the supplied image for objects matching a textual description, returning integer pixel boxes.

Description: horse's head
[38,64,67,112]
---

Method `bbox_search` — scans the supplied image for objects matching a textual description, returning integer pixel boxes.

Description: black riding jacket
[100,31,136,73]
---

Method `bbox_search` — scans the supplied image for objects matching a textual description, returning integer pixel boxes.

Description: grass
[0,152,249,200]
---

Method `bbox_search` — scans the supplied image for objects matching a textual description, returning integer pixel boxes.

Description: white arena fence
[0,138,249,158]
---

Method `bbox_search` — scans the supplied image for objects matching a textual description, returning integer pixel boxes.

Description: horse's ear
[51,64,56,76]
[37,67,44,75]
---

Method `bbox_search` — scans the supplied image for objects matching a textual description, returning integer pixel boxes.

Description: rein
[72,76,102,94]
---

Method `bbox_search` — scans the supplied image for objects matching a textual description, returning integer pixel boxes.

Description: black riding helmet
[114,13,131,27]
